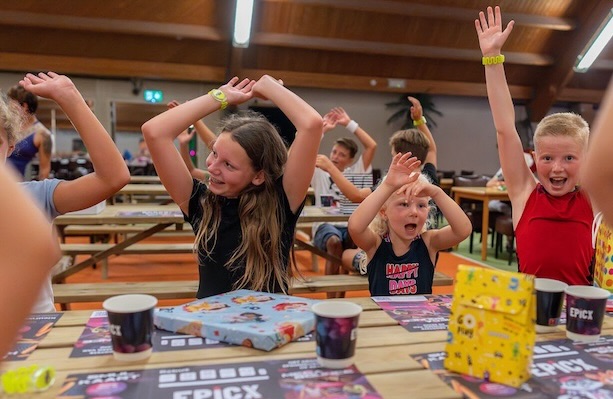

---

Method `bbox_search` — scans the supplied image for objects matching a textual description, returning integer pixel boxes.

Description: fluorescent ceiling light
[233,0,254,48]
[575,8,613,72]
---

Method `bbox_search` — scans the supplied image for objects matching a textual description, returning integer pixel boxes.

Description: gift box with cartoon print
[593,213,613,293]
[444,265,536,388]
[154,289,319,351]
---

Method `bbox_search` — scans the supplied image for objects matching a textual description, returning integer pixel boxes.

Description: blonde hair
[369,173,435,236]
[533,112,589,151]
[194,112,292,293]
[0,92,26,147]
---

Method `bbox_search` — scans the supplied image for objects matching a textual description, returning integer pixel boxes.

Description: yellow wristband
[208,89,228,110]
[413,116,426,126]
[482,54,505,66]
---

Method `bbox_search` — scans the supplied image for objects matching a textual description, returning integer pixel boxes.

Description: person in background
[348,153,471,296]
[310,107,377,297]
[582,78,613,223]
[0,161,61,360]
[0,72,130,312]
[476,6,593,285]
[168,99,216,182]
[142,76,322,297]
[6,85,52,180]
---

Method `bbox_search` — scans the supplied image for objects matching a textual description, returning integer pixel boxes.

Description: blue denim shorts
[313,224,353,251]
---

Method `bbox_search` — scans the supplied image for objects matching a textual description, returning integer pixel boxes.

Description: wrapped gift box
[154,289,319,351]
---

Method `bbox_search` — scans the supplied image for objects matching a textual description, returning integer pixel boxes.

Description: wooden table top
[5,296,612,399]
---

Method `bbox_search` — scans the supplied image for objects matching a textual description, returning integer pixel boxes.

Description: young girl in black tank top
[348,153,472,296]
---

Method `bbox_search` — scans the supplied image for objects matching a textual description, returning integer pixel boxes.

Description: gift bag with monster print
[444,265,536,387]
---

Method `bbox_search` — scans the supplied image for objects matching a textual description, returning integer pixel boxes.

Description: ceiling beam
[0,10,225,41]
[0,53,226,82]
[242,68,535,99]
[253,33,553,66]
[264,0,576,31]
[528,0,612,121]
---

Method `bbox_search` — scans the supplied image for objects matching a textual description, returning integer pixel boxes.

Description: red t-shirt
[515,184,593,285]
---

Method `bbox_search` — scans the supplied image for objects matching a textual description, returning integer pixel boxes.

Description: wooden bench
[60,223,193,242]
[56,242,195,281]
[52,272,453,307]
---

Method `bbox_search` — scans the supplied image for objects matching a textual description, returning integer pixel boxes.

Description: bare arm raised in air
[251,76,323,212]
[476,6,535,224]
[177,129,209,182]
[348,153,421,258]
[0,164,61,359]
[582,79,613,220]
[408,96,437,167]
[142,77,255,213]
[331,107,377,171]
[20,72,130,214]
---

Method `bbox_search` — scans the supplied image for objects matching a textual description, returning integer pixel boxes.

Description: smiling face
[534,135,584,196]
[381,192,430,242]
[205,132,264,198]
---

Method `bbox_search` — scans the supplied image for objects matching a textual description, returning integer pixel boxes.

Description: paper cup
[535,278,567,333]
[564,285,609,342]
[103,294,158,361]
[312,301,362,369]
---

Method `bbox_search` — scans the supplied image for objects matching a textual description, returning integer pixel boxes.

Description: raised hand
[330,107,351,126]
[322,111,338,135]
[19,72,76,102]
[315,154,334,172]
[219,76,256,105]
[251,75,284,101]
[475,6,514,56]
[177,129,195,145]
[384,152,421,190]
[167,100,181,109]
[407,96,423,121]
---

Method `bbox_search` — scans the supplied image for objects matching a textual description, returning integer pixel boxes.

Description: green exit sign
[144,89,163,103]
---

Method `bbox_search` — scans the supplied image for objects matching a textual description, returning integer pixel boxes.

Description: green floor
[451,233,517,273]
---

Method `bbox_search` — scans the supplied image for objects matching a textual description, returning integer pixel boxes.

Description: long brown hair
[194,112,292,292]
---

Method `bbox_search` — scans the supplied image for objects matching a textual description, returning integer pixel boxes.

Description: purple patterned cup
[565,285,609,342]
[312,301,362,369]
[103,294,158,361]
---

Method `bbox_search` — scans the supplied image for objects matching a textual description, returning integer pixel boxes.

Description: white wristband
[346,120,359,134]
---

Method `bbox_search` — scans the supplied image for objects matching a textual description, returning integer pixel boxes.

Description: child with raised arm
[348,153,471,296]
[142,76,322,297]
[0,72,130,313]
[476,6,593,285]
[0,161,61,360]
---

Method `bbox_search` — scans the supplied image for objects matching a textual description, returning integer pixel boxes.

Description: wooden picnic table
[451,186,510,261]
[5,296,612,399]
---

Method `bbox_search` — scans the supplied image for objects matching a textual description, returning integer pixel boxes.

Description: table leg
[481,198,490,261]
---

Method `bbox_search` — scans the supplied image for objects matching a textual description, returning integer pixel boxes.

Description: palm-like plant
[386,93,443,129]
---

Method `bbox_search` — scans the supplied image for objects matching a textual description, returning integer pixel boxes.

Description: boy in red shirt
[475,6,593,285]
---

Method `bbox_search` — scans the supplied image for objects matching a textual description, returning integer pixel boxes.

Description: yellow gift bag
[593,212,613,292]
[444,265,536,388]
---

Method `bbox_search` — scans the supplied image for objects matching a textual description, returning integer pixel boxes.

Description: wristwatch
[413,116,427,126]
[208,89,228,110]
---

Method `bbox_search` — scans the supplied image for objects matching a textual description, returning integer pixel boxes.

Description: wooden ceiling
[1,0,611,124]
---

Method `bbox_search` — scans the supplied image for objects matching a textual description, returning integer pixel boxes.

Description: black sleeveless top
[185,176,303,298]
[367,234,435,296]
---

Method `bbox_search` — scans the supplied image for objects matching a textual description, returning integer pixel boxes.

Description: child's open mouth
[405,223,417,233]
[550,177,567,188]
[209,177,224,185]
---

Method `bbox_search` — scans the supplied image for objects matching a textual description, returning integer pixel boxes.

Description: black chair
[453,175,500,253]
[495,214,515,265]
